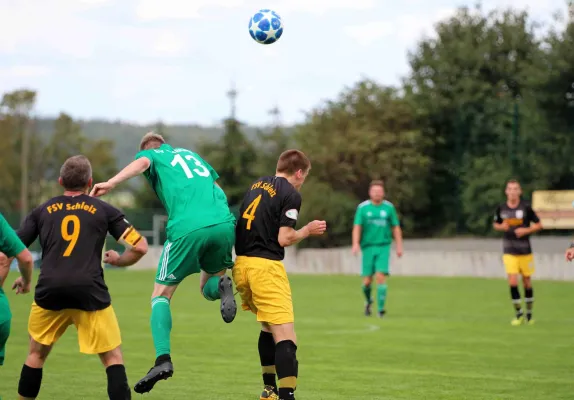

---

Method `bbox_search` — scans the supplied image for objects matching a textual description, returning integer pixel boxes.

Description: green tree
[199,118,258,206]
[406,5,548,235]
[294,80,430,246]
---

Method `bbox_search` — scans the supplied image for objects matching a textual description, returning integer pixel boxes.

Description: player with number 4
[90,132,237,394]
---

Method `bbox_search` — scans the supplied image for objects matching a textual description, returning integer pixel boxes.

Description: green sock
[151,296,172,358]
[202,276,221,301]
[377,284,388,312]
[362,284,372,304]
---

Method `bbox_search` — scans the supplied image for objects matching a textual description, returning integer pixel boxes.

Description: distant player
[0,214,34,368]
[11,155,148,400]
[234,150,327,400]
[493,179,542,325]
[352,180,403,318]
[91,132,237,394]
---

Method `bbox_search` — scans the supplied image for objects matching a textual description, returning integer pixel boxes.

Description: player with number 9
[90,132,237,394]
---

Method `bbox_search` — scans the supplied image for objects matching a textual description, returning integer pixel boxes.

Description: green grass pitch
[1,271,573,399]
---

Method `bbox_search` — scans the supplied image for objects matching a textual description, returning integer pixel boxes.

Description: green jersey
[353,200,400,247]
[0,213,26,321]
[135,144,235,241]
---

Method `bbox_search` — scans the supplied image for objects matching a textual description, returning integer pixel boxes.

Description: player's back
[135,143,234,241]
[18,194,124,311]
[235,176,301,261]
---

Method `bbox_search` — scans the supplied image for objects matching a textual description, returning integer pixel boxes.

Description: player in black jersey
[10,156,148,400]
[493,179,542,326]
[233,150,327,400]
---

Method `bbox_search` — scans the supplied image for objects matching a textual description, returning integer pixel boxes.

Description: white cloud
[135,0,245,20]
[0,66,50,78]
[151,31,187,55]
[344,22,394,46]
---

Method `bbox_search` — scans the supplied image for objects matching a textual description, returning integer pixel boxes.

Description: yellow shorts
[232,256,294,325]
[502,254,535,277]
[28,302,121,354]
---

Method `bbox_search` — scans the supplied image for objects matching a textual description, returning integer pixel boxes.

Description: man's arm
[352,206,363,253]
[0,214,34,291]
[521,206,543,235]
[104,204,148,267]
[276,191,327,247]
[91,157,151,197]
[352,225,362,248]
[492,206,508,232]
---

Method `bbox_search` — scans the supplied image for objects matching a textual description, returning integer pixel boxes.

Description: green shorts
[361,245,391,277]
[0,293,11,366]
[156,221,235,285]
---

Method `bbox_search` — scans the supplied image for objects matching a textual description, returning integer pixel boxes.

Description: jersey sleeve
[135,149,154,170]
[493,206,503,223]
[389,205,400,227]
[104,203,143,249]
[280,191,302,228]
[353,206,363,226]
[17,208,40,248]
[0,214,26,257]
[526,204,540,224]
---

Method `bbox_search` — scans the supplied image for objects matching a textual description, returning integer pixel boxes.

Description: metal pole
[20,116,31,222]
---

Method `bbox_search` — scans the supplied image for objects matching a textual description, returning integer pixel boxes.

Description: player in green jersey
[352,180,403,317]
[0,213,34,367]
[90,132,237,394]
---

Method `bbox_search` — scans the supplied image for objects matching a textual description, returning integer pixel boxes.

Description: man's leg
[375,245,391,317]
[269,323,298,400]
[18,338,52,400]
[199,221,237,323]
[0,318,11,366]
[258,323,278,399]
[135,234,200,393]
[521,255,535,324]
[99,347,131,400]
[134,283,178,394]
[20,303,71,399]
[504,255,524,325]
[361,248,374,316]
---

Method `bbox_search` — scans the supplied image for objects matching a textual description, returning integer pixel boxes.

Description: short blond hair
[139,132,165,150]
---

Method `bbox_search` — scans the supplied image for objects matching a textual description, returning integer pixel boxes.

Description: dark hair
[60,155,92,191]
[369,180,384,188]
[276,149,311,175]
[506,179,520,186]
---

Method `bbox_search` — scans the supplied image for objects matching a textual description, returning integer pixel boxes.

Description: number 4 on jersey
[242,194,262,230]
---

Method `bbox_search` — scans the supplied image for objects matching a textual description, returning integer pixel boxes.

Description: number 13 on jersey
[242,194,262,230]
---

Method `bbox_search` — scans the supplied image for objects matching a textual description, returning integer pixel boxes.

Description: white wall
[130,236,574,281]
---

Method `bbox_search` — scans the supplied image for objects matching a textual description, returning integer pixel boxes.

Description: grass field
[1,271,574,399]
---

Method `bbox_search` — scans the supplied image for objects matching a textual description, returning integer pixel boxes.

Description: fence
[130,236,574,281]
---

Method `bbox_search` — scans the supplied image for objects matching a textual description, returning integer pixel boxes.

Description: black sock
[510,286,522,317]
[155,354,171,366]
[106,364,131,400]
[276,340,298,400]
[18,364,43,398]
[524,287,534,320]
[258,331,277,392]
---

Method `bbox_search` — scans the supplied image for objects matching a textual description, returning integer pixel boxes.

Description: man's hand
[104,250,121,266]
[352,243,361,255]
[306,220,327,236]
[12,276,30,294]
[396,243,403,258]
[514,227,530,238]
[566,248,574,262]
[90,182,115,197]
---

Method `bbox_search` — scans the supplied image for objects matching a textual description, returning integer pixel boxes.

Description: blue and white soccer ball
[248,9,284,45]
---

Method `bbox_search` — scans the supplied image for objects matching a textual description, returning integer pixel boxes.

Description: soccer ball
[248,9,284,45]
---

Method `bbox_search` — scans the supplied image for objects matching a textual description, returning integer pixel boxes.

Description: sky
[0,0,569,126]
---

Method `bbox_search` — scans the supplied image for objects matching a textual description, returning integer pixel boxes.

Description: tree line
[1,5,573,247]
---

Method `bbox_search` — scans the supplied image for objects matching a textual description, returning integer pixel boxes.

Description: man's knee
[375,272,386,284]
[507,274,519,286]
[99,346,124,368]
[269,322,296,344]
[522,275,532,288]
[363,276,373,286]
[26,339,51,368]
[151,283,177,300]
